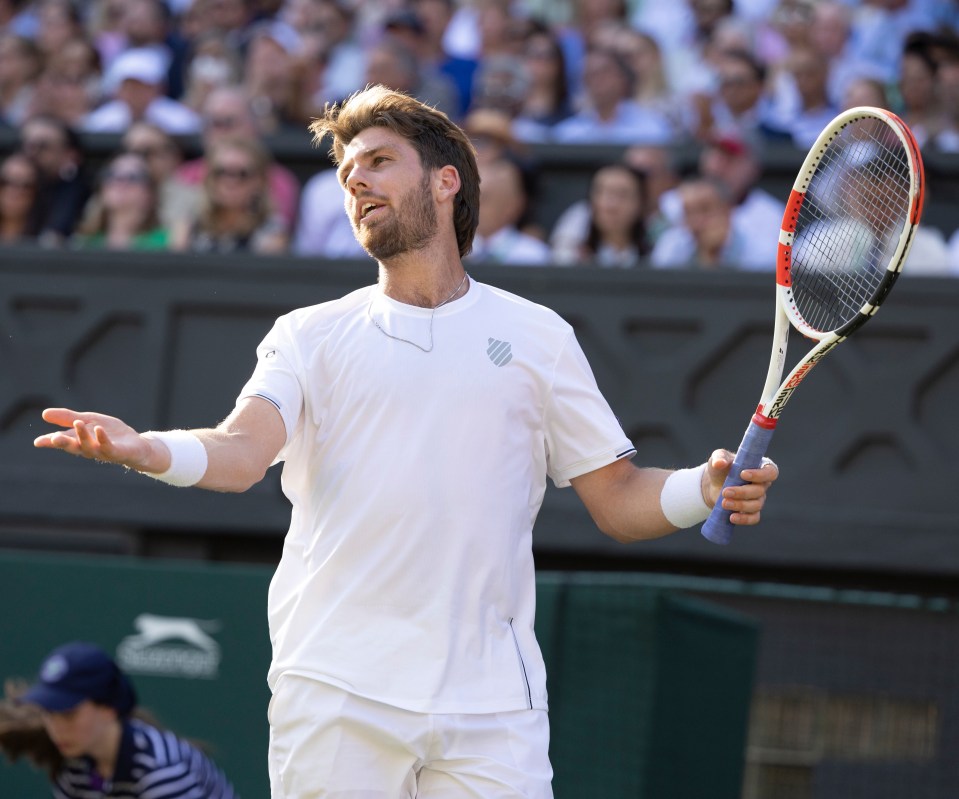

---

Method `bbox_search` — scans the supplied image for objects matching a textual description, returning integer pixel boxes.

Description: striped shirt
[51,718,237,799]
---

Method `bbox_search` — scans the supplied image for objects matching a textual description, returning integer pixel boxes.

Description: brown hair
[309,85,480,257]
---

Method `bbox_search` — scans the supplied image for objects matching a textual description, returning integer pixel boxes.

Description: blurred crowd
[0,0,958,273]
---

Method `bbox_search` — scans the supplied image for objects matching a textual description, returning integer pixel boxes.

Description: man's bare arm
[34,397,287,493]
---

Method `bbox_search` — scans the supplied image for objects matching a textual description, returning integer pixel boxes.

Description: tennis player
[34,85,778,798]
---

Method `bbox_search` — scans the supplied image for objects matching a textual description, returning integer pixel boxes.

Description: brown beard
[353,172,437,260]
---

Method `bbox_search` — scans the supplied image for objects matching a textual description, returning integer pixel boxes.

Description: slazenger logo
[116,614,222,680]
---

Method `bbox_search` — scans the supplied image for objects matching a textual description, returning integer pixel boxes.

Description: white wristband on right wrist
[141,430,208,487]
[660,464,710,529]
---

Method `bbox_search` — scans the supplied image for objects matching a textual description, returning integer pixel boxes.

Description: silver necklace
[368,272,470,353]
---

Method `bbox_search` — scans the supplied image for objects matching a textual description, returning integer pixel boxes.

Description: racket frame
[700,107,925,544]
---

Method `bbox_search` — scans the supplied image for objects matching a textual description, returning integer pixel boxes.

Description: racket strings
[791,120,911,333]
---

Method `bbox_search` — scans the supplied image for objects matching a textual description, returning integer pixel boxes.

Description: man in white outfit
[34,86,778,797]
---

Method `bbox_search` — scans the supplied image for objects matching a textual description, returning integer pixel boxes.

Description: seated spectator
[0,151,41,244]
[29,36,103,127]
[411,0,479,118]
[513,20,573,142]
[72,152,168,250]
[552,47,672,145]
[468,155,550,266]
[771,44,839,149]
[697,133,782,264]
[362,35,458,122]
[703,49,782,143]
[306,0,366,107]
[119,0,189,100]
[179,30,242,114]
[377,9,460,119]
[462,107,526,167]
[243,19,304,134]
[841,75,889,110]
[173,84,300,230]
[121,120,198,229]
[34,0,84,66]
[0,32,40,127]
[897,36,944,149]
[551,162,652,269]
[81,47,201,134]
[19,114,91,246]
[652,176,751,269]
[170,135,289,254]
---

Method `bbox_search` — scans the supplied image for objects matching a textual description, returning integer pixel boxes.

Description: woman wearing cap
[0,641,237,798]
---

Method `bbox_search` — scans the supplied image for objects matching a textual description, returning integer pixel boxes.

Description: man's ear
[435,165,461,202]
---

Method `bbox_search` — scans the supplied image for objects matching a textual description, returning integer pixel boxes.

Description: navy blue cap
[21,642,137,715]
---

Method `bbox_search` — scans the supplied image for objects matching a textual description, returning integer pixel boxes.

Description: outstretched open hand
[33,408,158,471]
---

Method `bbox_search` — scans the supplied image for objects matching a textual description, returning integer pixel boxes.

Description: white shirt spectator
[469,227,552,266]
[293,169,369,259]
[552,100,673,145]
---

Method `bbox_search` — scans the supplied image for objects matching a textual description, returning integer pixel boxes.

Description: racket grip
[700,419,776,545]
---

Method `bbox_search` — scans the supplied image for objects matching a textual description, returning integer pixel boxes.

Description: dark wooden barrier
[2,249,958,579]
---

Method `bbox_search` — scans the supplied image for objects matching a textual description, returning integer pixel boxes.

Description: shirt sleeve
[544,330,636,488]
[236,316,304,455]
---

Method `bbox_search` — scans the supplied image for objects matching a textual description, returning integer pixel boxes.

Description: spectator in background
[411,0,478,118]
[553,47,672,145]
[652,176,750,269]
[19,114,90,246]
[307,0,366,107]
[372,18,459,119]
[179,29,242,114]
[469,52,530,119]
[72,152,169,251]
[29,35,102,127]
[462,106,526,167]
[513,20,573,141]
[808,1,859,109]
[0,150,41,243]
[81,47,201,134]
[623,143,682,244]
[171,135,288,254]
[174,84,300,230]
[119,0,189,100]
[774,44,838,149]
[840,74,889,111]
[897,36,944,149]
[293,165,369,259]
[703,49,781,143]
[696,132,782,265]
[122,121,196,229]
[0,32,40,126]
[243,19,303,133]
[34,0,84,66]
[551,162,652,268]
[0,641,237,798]
[607,25,684,135]
[468,154,550,266]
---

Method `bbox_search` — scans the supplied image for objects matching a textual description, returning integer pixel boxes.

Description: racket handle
[700,419,776,545]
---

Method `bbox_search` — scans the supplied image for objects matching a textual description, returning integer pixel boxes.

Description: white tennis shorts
[268,674,553,798]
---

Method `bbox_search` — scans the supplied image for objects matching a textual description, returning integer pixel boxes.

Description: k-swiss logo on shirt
[487,338,512,366]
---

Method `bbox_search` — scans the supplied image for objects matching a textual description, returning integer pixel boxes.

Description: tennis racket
[701,106,925,545]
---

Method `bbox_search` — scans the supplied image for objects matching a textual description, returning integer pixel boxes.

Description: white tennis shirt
[239,280,635,713]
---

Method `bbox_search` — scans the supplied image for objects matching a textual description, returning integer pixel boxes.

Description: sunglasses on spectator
[23,138,63,153]
[0,175,36,190]
[125,145,169,160]
[207,116,242,130]
[211,165,255,180]
[103,170,151,185]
